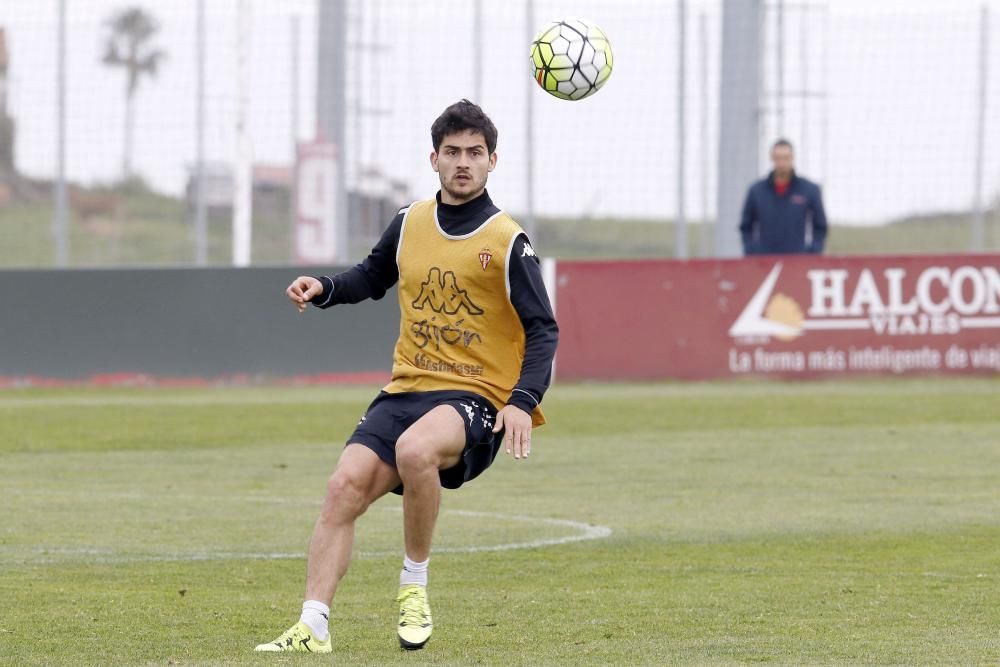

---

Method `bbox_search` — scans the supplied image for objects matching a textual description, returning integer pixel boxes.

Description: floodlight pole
[317,0,349,263]
[194,0,208,265]
[972,4,989,252]
[474,0,483,104]
[232,0,253,267]
[676,0,687,260]
[775,0,784,137]
[698,11,711,257]
[715,0,762,258]
[800,3,808,168]
[53,0,68,267]
[523,0,536,241]
[289,14,300,262]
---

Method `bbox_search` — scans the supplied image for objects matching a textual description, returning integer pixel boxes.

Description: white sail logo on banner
[730,263,1000,341]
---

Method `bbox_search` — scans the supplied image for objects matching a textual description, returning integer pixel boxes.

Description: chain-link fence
[0,0,998,267]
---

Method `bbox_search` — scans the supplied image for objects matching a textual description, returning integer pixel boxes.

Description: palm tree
[101,7,166,181]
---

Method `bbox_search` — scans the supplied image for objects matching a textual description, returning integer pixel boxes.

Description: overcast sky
[2,0,999,225]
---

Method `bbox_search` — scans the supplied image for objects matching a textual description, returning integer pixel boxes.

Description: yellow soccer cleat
[254,621,332,653]
[396,584,433,650]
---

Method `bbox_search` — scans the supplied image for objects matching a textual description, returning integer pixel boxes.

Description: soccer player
[255,99,558,653]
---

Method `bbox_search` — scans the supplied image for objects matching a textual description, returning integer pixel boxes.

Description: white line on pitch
[1,507,612,565]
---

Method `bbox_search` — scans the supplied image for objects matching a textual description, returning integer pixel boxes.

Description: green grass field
[1,379,998,665]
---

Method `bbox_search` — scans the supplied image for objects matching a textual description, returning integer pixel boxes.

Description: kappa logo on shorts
[459,402,475,425]
[358,414,367,425]
[472,401,494,430]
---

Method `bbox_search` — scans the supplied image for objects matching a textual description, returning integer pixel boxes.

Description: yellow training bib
[383,199,545,427]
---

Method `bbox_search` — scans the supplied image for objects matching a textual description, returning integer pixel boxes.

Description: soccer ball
[530,19,613,101]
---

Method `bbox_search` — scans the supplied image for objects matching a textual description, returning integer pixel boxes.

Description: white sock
[400,554,429,587]
[299,600,330,642]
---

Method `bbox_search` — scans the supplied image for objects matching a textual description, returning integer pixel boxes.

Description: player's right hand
[286,276,324,313]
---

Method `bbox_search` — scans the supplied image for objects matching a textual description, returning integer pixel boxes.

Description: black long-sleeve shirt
[310,190,558,414]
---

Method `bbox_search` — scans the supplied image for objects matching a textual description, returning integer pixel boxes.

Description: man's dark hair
[772,138,794,152]
[431,99,498,154]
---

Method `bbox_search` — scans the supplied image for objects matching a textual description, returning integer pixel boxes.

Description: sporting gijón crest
[479,248,492,271]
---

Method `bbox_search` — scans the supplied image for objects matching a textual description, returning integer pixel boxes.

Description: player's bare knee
[395,435,437,477]
[321,471,369,522]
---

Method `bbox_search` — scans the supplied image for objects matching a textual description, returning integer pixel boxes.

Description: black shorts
[348,390,503,494]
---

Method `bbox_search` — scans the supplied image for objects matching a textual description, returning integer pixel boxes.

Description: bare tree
[101,6,166,181]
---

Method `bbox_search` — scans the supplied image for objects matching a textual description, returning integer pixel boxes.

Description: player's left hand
[493,405,532,460]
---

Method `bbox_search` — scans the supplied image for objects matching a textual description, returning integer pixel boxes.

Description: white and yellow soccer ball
[530,19,613,101]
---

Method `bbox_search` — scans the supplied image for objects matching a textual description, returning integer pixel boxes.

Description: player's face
[771,145,794,180]
[431,130,496,204]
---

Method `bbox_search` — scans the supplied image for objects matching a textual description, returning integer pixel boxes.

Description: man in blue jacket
[740,139,828,255]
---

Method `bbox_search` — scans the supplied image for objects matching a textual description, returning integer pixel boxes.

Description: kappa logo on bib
[411,267,484,316]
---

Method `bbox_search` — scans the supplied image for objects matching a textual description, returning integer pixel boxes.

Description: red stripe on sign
[0,371,391,389]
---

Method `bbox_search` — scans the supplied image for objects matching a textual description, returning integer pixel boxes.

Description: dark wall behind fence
[10,256,999,385]
[0,267,399,381]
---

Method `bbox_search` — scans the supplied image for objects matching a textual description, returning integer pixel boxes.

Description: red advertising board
[554,254,1000,380]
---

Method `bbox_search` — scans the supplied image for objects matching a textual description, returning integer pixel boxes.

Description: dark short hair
[431,99,498,154]
[772,138,794,152]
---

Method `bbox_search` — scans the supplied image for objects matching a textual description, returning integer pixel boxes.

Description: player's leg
[396,405,466,561]
[392,404,467,650]
[255,443,400,653]
[306,443,402,603]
